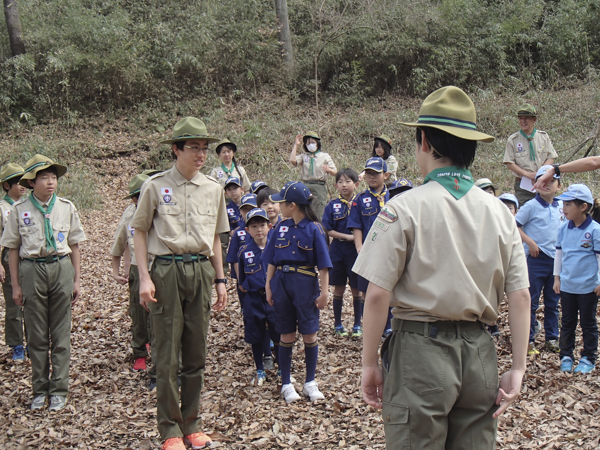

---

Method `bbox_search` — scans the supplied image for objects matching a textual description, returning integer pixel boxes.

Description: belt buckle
[282,265,290,272]
[182,254,193,263]
[45,255,55,263]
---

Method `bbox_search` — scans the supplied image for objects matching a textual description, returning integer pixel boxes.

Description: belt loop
[423,322,428,337]
[398,319,404,333]
[456,322,461,338]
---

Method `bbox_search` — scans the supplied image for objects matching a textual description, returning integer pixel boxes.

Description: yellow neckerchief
[337,193,356,208]
[368,185,388,208]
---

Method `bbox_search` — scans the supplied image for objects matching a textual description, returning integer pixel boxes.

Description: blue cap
[240,193,258,208]
[498,193,519,209]
[364,157,387,173]
[270,181,312,205]
[556,184,594,204]
[224,177,242,188]
[535,165,560,181]
[250,181,268,194]
[245,207,269,224]
[389,178,413,197]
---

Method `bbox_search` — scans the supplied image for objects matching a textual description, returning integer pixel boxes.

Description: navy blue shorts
[270,270,320,335]
[242,290,279,344]
[357,274,369,294]
[329,257,359,289]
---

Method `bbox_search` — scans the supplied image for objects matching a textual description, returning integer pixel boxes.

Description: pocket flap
[297,240,313,251]
[53,223,70,232]
[382,402,409,425]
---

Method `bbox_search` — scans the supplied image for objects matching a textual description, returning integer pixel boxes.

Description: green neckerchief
[368,185,388,208]
[3,195,14,205]
[30,193,57,252]
[424,166,474,200]
[308,150,322,176]
[519,128,537,161]
[221,162,236,177]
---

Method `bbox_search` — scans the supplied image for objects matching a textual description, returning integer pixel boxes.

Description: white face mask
[307,143,318,153]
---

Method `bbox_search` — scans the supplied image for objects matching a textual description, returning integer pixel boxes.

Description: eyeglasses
[184,145,208,154]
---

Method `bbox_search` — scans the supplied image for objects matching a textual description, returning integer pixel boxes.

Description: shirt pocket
[157,204,181,240]
[296,238,313,251]
[274,238,290,249]
[197,204,217,236]
[244,263,262,275]
[53,223,70,249]
[361,207,378,217]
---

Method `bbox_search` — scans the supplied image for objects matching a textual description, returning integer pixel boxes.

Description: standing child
[0,163,26,361]
[359,136,398,183]
[475,178,497,196]
[499,193,519,216]
[516,165,564,355]
[321,168,362,338]
[553,184,600,373]
[289,132,337,220]
[251,181,269,196]
[1,155,86,411]
[263,182,332,403]
[258,187,282,239]
[210,139,251,192]
[238,208,280,385]
[348,157,392,337]
[225,177,245,232]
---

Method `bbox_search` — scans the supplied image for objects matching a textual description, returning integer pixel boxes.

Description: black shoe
[149,378,157,391]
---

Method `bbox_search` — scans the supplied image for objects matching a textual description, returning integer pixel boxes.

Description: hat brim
[364,167,385,173]
[160,135,220,145]
[398,122,495,143]
[1,173,23,183]
[517,112,537,117]
[555,193,580,202]
[19,163,68,187]
[216,143,237,153]
[269,193,286,203]
[124,189,141,200]
[224,182,243,189]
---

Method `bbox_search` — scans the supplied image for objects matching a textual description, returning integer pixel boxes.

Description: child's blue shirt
[322,195,357,262]
[226,200,243,231]
[267,215,283,240]
[347,187,389,243]
[226,226,249,265]
[556,215,600,294]
[515,194,564,258]
[238,238,267,292]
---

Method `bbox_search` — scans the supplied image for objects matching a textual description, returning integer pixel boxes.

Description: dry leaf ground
[0,154,599,449]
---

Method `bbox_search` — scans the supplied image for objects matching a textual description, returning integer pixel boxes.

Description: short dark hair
[2,177,20,193]
[257,187,278,207]
[335,168,359,183]
[572,199,593,215]
[416,127,477,169]
[303,137,322,153]
[372,139,392,159]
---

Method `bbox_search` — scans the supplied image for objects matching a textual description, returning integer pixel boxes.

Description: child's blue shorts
[243,290,279,344]
[270,269,320,335]
[329,257,359,289]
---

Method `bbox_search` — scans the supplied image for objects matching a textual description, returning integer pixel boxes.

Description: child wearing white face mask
[289,131,337,220]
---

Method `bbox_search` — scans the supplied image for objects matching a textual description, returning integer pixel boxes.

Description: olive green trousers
[304,180,328,221]
[2,247,24,348]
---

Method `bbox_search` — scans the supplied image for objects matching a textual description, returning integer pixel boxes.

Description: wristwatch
[214,278,228,284]
[552,164,561,176]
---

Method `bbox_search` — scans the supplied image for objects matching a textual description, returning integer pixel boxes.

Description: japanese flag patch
[237,230,247,236]
[128,225,135,236]
[21,211,32,225]
[279,225,289,238]
[161,187,173,203]
[245,251,255,258]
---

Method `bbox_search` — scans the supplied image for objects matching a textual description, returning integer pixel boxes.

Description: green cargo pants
[128,265,150,359]
[381,319,499,450]
[2,247,24,348]
[149,257,214,440]
[514,178,536,207]
[21,257,74,397]
[304,180,328,222]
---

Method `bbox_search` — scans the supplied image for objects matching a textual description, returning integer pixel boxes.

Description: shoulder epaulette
[238,244,248,258]
[57,197,75,206]
[536,130,548,136]
[507,132,520,141]
[313,222,326,235]
[205,174,219,183]
[13,197,27,207]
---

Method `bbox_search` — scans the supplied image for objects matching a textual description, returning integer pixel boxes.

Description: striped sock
[353,296,363,327]
[333,295,343,328]
[304,341,318,383]
[278,341,294,385]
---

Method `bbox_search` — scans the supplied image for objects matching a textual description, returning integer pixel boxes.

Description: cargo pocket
[382,402,410,449]
[148,303,164,315]
[401,338,448,395]
[478,339,499,389]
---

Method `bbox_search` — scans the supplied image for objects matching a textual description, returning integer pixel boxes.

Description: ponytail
[297,200,321,223]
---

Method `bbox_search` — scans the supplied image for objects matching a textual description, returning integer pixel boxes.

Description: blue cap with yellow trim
[270,181,312,205]
[240,193,258,209]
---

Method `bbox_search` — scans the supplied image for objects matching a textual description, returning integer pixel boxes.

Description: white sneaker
[281,383,301,404]
[302,381,325,401]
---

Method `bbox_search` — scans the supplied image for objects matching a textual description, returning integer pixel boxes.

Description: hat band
[24,161,50,173]
[1,173,23,182]
[417,115,477,131]
[518,110,535,116]
[173,133,210,140]
[129,188,141,196]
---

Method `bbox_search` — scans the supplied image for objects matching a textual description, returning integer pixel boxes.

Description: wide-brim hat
[375,134,392,146]
[475,178,496,191]
[0,163,25,183]
[215,139,237,154]
[517,103,537,117]
[399,86,495,143]
[19,154,67,187]
[160,117,220,144]
[142,169,162,177]
[303,131,321,143]
[124,173,150,199]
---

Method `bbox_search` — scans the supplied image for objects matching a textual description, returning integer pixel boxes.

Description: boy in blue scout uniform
[515,165,564,355]
[321,168,363,338]
[262,181,332,404]
[225,177,244,232]
[226,193,258,281]
[1,155,86,412]
[554,184,600,374]
[0,163,27,361]
[348,157,392,336]
[250,180,269,195]
[238,208,280,386]
[257,187,283,239]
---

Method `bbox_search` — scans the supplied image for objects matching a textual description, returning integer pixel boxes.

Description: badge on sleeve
[378,205,398,223]
[161,187,173,203]
[21,211,32,225]
[128,225,135,236]
[3,210,9,217]
[227,208,235,216]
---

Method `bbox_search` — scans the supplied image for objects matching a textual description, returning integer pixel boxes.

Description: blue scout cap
[498,193,519,210]
[224,177,242,188]
[270,181,312,205]
[245,207,269,224]
[250,180,268,194]
[364,157,387,173]
[240,193,258,209]
[389,178,413,198]
[556,184,594,204]
[535,165,560,181]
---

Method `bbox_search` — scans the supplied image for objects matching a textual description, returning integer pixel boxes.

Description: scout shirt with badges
[0,195,17,237]
[226,200,243,231]
[295,152,336,181]
[209,164,251,192]
[110,203,137,265]
[321,195,357,261]
[503,130,557,174]
[226,225,250,280]
[515,194,564,258]
[238,238,268,293]
[352,167,529,324]
[556,215,600,294]
[129,167,229,257]
[267,215,283,240]
[384,155,398,182]
[0,194,86,258]
[347,187,389,242]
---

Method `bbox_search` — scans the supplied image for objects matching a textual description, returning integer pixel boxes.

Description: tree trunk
[274,0,294,76]
[4,0,26,56]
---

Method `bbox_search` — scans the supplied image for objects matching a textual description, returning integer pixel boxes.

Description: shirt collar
[296,217,311,228]
[32,193,51,207]
[535,193,558,208]
[171,165,204,186]
[567,215,592,229]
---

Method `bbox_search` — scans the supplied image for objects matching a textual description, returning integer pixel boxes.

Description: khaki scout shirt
[130,166,229,256]
[110,204,137,266]
[209,164,251,192]
[295,151,337,181]
[503,130,557,175]
[0,198,15,238]
[0,194,86,258]
[353,181,529,324]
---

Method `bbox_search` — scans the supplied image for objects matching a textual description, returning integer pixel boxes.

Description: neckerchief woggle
[519,128,537,161]
[3,195,14,205]
[29,193,58,252]
[308,150,322,176]
[337,193,356,207]
[424,166,474,200]
[221,162,236,177]
[368,185,388,208]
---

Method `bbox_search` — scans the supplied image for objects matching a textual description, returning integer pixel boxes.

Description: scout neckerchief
[338,193,356,208]
[424,166,474,200]
[519,128,537,161]
[3,195,14,205]
[221,162,236,178]
[30,193,58,252]
[368,185,388,208]
[308,150,322,176]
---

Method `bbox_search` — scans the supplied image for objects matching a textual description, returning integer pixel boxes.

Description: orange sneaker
[133,357,146,371]
[183,432,212,449]
[162,437,185,450]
